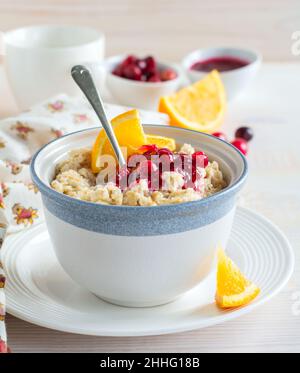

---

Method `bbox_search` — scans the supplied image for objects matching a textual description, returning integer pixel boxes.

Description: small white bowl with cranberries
[104,55,181,110]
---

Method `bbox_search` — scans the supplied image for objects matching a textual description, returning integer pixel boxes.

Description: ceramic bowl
[182,47,262,101]
[4,25,105,110]
[31,125,247,307]
[87,55,181,110]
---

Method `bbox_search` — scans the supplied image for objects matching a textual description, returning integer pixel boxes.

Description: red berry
[235,126,253,142]
[212,132,227,141]
[158,147,174,158]
[137,160,159,189]
[231,138,248,155]
[148,74,161,82]
[123,64,142,81]
[137,58,147,72]
[160,68,177,81]
[0,339,8,353]
[192,151,209,168]
[121,55,137,67]
[144,56,156,74]
[112,65,123,77]
[138,144,158,155]
[157,148,174,171]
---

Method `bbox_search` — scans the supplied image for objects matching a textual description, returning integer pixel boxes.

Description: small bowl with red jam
[182,47,261,100]
[105,54,181,110]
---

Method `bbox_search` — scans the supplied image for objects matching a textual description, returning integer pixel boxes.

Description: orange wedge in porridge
[91,109,176,172]
[91,109,147,172]
[158,70,226,133]
[216,248,260,308]
[146,134,176,151]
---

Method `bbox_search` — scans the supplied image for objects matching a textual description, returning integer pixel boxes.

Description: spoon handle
[71,65,126,167]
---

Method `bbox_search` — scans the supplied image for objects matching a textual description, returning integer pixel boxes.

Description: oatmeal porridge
[51,143,227,206]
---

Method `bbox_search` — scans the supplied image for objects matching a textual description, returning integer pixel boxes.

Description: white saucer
[2,207,294,336]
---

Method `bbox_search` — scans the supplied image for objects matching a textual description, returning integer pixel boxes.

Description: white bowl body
[182,47,261,101]
[31,126,247,307]
[44,206,235,307]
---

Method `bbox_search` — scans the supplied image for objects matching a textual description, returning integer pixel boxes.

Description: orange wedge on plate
[215,248,260,308]
[159,70,226,133]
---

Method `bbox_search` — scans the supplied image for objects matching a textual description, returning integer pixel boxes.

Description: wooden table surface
[1,0,300,353]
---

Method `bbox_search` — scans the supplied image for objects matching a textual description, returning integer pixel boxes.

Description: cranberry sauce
[190,56,249,73]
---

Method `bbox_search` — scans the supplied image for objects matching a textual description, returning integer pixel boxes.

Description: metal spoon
[71,65,126,167]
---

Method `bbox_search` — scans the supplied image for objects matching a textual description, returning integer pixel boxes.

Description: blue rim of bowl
[30,125,248,211]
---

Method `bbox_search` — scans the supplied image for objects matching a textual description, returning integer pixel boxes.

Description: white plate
[2,207,294,336]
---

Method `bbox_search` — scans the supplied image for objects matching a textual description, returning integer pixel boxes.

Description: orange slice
[159,70,226,133]
[91,109,147,173]
[215,248,260,308]
[91,109,177,173]
[146,134,176,151]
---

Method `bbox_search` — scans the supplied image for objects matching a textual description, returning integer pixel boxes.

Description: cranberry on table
[231,138,248,155]
[235,126,253,142]
[212,132,227,141]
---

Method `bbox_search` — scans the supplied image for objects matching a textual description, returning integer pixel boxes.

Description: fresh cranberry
[123,64,142,80]
[231,138,248,155]
[139,144,158,155]
[137,58,147,72]
[112,65,123,77]
[235,126,253,142]
[0,339,8,353]
[212,132,227,141]
[192,151,209,168]
[121,55,137,67]
[157,148,174,174]
[148,73,161,82]
[158,148,174,160]
[160,68,177,81]
[144,56,156,74]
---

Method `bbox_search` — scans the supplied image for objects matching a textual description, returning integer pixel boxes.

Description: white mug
[4,25,105,110]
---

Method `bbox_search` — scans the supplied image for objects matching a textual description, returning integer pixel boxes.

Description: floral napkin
[0,94,169,351]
